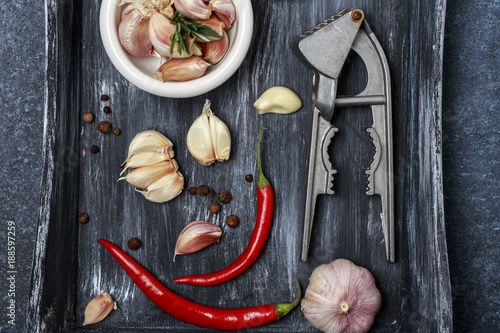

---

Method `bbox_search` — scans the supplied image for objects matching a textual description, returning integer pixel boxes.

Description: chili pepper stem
[256,128,271,189]
[274,279,302,319]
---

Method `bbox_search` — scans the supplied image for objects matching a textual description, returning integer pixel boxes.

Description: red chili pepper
[174,128,274,286]
[98,239,300,330]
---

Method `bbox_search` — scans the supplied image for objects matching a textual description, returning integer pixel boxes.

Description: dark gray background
[0,0,498,332]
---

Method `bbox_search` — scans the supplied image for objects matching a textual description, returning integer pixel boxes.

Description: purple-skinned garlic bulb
[301,259,382,333]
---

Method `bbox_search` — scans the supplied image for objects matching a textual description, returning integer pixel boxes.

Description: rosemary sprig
[169,11,223,56]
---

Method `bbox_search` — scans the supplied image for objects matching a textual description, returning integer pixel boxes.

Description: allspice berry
[112,127,121,136]
[245,174,253,182]
[90,145,100,154]
[226,215,239,228]
[82,112,94,123]
[98,121,112,134]
[128,237,141,250]
[188,187,197,195]
[78,213,89,224]
[218,190,231,204]
[197,185,209,196]
[209,202,221,214]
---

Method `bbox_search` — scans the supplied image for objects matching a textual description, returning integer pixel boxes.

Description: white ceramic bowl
[99,0,253,98]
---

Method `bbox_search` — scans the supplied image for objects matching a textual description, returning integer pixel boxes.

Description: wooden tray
[28,0,452,332]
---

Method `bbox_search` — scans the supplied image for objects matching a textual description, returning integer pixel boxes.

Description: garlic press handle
[300,107,337,262]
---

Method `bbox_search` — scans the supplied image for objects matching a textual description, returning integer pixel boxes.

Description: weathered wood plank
[28,0,451,332]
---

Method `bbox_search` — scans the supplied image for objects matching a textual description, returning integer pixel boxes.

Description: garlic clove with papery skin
[119,159,178,189]
[201,30,229,64]
[195,15,225,42]
[136,171,184,203]
[186,100,231,166]
[209,0,236,29]
[301,259,382,333]
[121,148,174,171]
[83,292,117,326]
[175,0,212,20]
[155,57,210,82]
[118,9,153,57]
[174,220,222,261]
[126,130,173,160]
[254,86,303,115]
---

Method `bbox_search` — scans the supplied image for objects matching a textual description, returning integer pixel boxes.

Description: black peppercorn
[78,213,89,224]
[128,237,141,250]
[245,174,253,182]
[218,190,231,204]
[197,185,209,196]
[209,202,221,214]
[100,94,110,101]
[103,106,112,114]
[208,188,216,197]
[226,215,239,228]
[98,121,112,134]
[90,145,99,154]
[188,187,197,195]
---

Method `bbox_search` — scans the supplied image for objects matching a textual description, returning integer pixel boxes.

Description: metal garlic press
[292,8,395,262]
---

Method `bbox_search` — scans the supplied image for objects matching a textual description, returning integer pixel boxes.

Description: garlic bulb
[83,292,117,326]
[301,259,382,333]
[155,57,210,82]
[121,130,184,203]
[174,220,222,261]
[186,100,231,166]
[254,86,303,115]
[209,0,236,29]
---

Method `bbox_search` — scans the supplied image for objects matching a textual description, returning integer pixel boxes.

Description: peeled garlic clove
[186,100,231,166]
[118,9,153,57]
[155,57,210,82]
[174,221,222,261]
[201,30,229,64]
[119,160,178,189]
[195,15,225,42]
[126,130,173,159]
[301,259,382,333]
[137,171,184,203]
[209,0,236,29]
[121,149,174,171]
[83,292,117,326]
[253,86,303,115]
[175,0,211,20]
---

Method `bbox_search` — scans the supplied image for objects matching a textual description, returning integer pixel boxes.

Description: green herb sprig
[169,11,223,56]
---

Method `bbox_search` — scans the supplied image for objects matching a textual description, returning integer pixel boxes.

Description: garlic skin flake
[174,221,222,261]
[186,100,231,166]
[83,292,117,326]
[301,259,382,333]
[254,86,303,115]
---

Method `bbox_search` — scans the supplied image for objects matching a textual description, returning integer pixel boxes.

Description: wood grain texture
[28,0,451,332]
